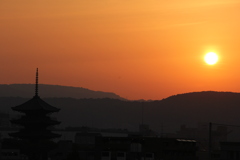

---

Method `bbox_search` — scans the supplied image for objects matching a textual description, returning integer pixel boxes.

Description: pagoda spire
[35,68,38,97]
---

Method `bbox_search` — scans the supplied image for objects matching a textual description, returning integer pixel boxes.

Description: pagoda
[9,69,61,160]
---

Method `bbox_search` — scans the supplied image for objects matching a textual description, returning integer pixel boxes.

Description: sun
[204,52,218,65]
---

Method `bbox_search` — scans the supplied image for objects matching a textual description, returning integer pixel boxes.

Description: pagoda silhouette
[9,69,61,160]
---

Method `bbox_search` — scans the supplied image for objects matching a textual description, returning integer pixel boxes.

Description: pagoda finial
[35,68,38,97]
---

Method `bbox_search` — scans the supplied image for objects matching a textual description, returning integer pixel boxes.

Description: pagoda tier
[11,115,60,126]
[12,95,60,114]
[9,129,61,139]
[10,95,61,140]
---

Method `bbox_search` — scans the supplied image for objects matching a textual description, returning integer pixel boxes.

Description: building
[0,113,10,128]
[9,69,61,160]
[52,132,197,160]
[219,142,240,160]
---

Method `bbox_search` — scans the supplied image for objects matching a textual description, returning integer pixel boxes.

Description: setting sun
[1,0,240,100]
[204,52,218,65]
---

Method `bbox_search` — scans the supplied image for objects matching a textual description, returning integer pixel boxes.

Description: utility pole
[209,122,212,160]
[141,102,144,126]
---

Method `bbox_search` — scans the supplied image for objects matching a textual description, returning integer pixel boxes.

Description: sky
[1,0,240,100]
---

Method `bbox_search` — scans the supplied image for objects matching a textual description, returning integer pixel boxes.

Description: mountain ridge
[0,84,125,100]
[0,90,240,134]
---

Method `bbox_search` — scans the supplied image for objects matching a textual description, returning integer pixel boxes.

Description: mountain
[0,84,124,99]
[1,91,240,134]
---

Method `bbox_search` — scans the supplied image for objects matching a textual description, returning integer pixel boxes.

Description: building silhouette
[49,132,197,160]
[9,69,61,160]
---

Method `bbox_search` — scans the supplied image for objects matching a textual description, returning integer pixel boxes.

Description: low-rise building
[64,132,198,160]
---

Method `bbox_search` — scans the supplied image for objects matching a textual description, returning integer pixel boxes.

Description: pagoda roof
[9,130,61,139]
[12,95,60,113]
[11,116,60,126]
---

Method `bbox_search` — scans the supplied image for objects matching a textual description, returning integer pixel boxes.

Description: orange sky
[1,0,240,100]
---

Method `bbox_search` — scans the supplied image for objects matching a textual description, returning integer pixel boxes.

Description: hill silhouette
[0,84,124,99]
[1,91,240,134]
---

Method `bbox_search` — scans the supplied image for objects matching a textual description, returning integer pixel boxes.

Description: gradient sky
[1,0,240,100]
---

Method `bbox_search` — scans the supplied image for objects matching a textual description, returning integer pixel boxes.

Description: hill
[1,91,240,134]
[0,84,124,99]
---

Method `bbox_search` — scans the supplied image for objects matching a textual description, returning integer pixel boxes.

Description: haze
[1,0,240,100]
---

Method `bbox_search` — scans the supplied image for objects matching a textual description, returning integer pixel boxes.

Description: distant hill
[0,84,124,99]
[1,91,240,134]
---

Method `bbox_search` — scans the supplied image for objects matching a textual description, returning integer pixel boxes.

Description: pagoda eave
[12,95,60,113]
[9,132,61,139]
[11,119,61,126]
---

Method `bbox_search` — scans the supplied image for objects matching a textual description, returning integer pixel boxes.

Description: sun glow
[204,52,218,65]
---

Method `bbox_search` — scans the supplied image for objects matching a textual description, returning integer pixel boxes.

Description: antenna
[35,68,38,97]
